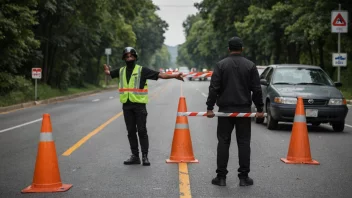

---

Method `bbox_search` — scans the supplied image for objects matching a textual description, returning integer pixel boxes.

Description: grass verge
[0,82,116,107]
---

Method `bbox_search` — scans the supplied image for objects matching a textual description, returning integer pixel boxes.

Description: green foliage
[132,4,169,67]
[0,72,33,95]
[0,0,170,105]
[150,45,171,69]
[0,0,40,94]
[179,0,352,95]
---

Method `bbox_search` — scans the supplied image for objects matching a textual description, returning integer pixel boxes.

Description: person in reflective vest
[118,64,149,104]
[103,47,184,166]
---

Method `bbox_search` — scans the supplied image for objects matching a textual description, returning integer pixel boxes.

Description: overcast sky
[152,0,202,46]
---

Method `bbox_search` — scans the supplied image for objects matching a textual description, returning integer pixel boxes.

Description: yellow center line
[180,82,183,97]
[62,111,123,156]
[179,163,192,198]
[178,83,192,198]
[62,82,171,156]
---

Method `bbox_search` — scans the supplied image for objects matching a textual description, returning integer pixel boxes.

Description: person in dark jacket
[206,37,264,187]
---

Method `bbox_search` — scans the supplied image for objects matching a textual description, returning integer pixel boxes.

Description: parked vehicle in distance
[178,66,190,75]
[255,64,348,132]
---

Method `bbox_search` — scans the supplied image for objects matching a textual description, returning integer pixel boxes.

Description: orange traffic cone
[166,97,198,163]
[280,97,319,165]
[22,114,73,193]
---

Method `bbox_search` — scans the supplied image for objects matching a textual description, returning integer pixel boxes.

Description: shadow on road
[254,121,351,135]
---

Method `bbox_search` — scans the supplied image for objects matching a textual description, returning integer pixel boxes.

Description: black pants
[216,117,251,179]
[123,104,149,156]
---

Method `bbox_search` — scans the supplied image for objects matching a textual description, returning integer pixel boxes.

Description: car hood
[273,85,343,98]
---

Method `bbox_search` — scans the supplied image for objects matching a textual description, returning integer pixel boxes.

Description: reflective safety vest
[118,65,148,104]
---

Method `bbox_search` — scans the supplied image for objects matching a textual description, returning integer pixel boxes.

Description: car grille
[303,99,328,106]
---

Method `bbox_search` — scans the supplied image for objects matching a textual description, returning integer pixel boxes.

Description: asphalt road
[0,79,351,198]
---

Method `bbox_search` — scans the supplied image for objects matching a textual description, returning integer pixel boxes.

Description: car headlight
[328,99,347,105]
[274,97,297,104]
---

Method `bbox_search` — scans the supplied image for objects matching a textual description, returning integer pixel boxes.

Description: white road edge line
[345,124,352,128]
[92,99,100,102]
[109,96,114,99]
[0,118,42,134]
[201,93,208,97]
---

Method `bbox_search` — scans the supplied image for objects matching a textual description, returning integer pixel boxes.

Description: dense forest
[1,0,352,107]
[177,0,352,86]
[0,0,171,105]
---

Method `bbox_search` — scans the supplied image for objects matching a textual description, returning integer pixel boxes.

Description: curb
[0,86,117,113]
[347,100,352,105]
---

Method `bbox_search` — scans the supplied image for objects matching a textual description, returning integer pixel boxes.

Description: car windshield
[178,67,190,73]
[272,67,334,86]
[257,68,265,75]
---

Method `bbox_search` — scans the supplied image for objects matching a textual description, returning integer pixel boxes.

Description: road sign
[105,48,111,55]
[332,53,347,67]
[31,68,42,101]
[331,11,348,33]
[32,68,42,79]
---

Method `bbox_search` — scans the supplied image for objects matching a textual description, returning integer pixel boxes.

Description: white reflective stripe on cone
[175,124,189,129]
[40,132,54,142]
[294,115,306,123]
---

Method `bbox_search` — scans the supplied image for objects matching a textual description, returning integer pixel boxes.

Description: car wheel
[332,122,345,132]
[266,102,278,130]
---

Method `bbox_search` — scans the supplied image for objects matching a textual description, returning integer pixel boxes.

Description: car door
[260,67,272,103]
[263,68,274,103]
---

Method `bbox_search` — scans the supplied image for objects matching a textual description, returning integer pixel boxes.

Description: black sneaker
[239,177,253,186]
[123,154,141,165]
[211,177,226,186]
[142,153,150,166]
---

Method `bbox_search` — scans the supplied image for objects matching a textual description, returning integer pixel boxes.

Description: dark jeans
[216,117,251,179]
[123,104,149,156]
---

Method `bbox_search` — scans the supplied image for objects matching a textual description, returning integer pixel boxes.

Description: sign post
[105,48,112,86]
[32,68,42,101]
[105,48,111,66]
[331,5,348,82]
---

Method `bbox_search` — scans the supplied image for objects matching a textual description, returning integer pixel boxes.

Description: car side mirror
[260,79,268,86]
[334,82,342,87]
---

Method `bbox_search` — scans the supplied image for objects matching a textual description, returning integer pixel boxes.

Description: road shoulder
[0,86,118,114]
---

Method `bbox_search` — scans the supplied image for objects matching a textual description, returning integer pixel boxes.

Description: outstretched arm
[158,72,184,81]
[142,67,184,81]
[103,64,119,78]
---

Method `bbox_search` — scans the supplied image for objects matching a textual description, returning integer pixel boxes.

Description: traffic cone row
[166,96,320,166]
[21,96,318,194]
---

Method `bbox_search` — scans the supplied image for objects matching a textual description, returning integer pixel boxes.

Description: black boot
[123,154,141,165]
[239,177,253,186]
[211,176,226,186]
[142,153,150,166]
